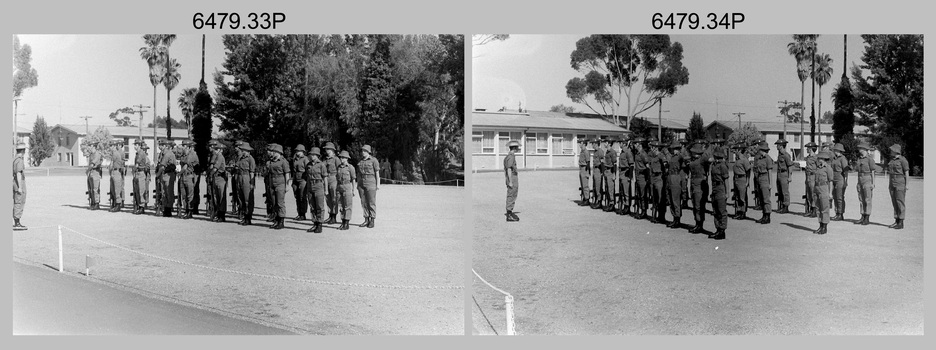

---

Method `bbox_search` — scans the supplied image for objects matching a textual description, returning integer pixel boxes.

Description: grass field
[472,169,923,335]
[13,174,464,335]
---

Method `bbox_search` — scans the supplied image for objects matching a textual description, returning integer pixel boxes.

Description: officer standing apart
[665,141,685,228]
[132,140,152,215]
[617,137,634,215]
[336,150,357,230]
[209,141,228,222]
[109,140,126,212]
[855,142,875,225]
[504,140,520,222]
[87,141,103,210]
[813,151,834,234]
[267,144,290,229]
[887,144,909,229]
[13,143,27,230]
[156,140,177,217]
[754,141,775,224]
[357,145,380,228]
[687,143,709,233]
[291,145,309,221]
[775,139,792,214]
[731,143,751,220]
[577,139,590,206]
[830,143,849,221]
[803,142,819,218]
[709,148,730,240]
[323,142,340,224]
[305,147,327,233]
[235,142,256,226]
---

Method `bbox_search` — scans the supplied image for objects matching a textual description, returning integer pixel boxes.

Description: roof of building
[53,124,190,139]
[705,120,870,135]
[641,118,688,130]
[472,110,628,134]
[16,126,31,135]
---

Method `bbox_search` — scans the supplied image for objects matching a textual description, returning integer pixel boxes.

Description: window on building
[794,134,800,143]
[472,132,483,154]
[536,133,548,154]
[562,134,574,154]
[479,131,494,153]
[57,153,62,162]
[552,134,562,155]
[826,135,832,142]
[499,132,511,154]
[525,133,536,155]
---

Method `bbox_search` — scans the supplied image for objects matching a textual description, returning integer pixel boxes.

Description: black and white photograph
[12,34,465,335]
[470,34,923,335]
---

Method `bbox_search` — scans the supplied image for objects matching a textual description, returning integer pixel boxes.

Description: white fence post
[505,294,515,335]
[57,225,64,272]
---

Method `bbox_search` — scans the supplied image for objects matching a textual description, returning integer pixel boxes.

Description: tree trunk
[167,88,172,139]
[153,85,158,165]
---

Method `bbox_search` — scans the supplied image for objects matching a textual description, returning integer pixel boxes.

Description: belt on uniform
[310,179,325,183]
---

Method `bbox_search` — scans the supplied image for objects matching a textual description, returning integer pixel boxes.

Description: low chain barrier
[380,177,462,186]
[472,268,515,335]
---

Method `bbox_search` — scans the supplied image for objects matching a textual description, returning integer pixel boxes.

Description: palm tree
[813,53,833,138]
[163,58,182,139]
[140,34,167,164]
[178,87,197,135]
[788,35,817,151]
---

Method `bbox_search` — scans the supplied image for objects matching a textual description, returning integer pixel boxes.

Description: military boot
[13,219,27,231]
[339,220,349,230]
[367,218,374,228]
[325,214,337,225]
[360,217,370,228]
[862,215,870,225]
[294,214,306,221]
[314,222,323,233]
[307,222,318,233]
[666,216,680,228]
[506,211,518,222]
[710,229,725,240]
[813,224,824,234]
[688,221,702,234]
[894,219,903,230]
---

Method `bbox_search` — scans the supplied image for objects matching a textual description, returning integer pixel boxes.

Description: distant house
[704,120,877,163]
[636,117,688,140]
[471,110,628,170]
[15,126,32,166]
[43,124,189,167]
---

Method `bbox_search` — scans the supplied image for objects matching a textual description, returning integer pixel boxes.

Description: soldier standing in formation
[577,139,590,206]
[588,139,601,208]
[830,143,849,221]
[305,147,327,233]
[234,141,256,226]
[774,139,792,214]
[854,142,875,225]
[731,142,751,220]
[648,141,667,224]
[13,143,27,230]
[504,140,520,222]
[156,140,177,217]
[178,140,199,219]
[87,141,103,210]
[593,139,607,209]
[267,144,289,230]
[803,142,818,218]
[887,144,909,229]
[603,139,618,212]
[753,141,775,224]
[108,140,126,212]
[323,142,340,225]
[813,151,834,234]
[679,138,691,210]
[617,137,634,215]
[208,141,228,222]
[687,143,709,233]
[665,141,685,228]
[380,158,391,184]
[709,148,730,240]
[132,140,151,215]
[357,145,380,228]
[291,145,309,221]
[336,150,357,230]
[393,160,404,182]
[633,138,649,219]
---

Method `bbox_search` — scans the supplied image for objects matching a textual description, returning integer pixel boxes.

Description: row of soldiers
[576,135,910,239]
[84,139,381,233]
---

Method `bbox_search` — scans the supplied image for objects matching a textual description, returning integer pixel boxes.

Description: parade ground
[471,169,923,335]
[12,172,464,335]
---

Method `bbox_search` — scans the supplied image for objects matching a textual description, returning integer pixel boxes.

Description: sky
[472,34,868,127]
[14,34,227,130]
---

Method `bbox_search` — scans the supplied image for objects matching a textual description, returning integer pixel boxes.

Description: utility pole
[778,100,796,141]
[13,97,21,145]
[732,112,745,131]
[657,97,669,142]
[79,116,93,135]
[132,104,150,141]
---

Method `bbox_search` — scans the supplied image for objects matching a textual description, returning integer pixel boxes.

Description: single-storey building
[705,120,877,163]
[471,110,629,170]
[43,124,189,167]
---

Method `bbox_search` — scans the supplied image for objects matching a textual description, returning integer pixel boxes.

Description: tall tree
[831,74,854,141]
[178,87,197,134]
[726,122,763,153]
[549,104,576,113]
[108,106,137,126]
[851,34,924,170]
[80,126,112,158]
[565,35,689,129]
[788,35,816,147]
[812,53,833,136]
[13,35,39,143]
[686,112,705,143]
[29,117,55,166]
[163,58,181,139]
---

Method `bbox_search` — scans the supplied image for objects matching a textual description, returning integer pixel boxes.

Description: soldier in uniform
[108,140,127,212]
[336,150,357,230]
[132,140,152,215]
[603,139,618,212]
[393,160,404,182]
[267,144,290,229]
[235,142,256,226]
[504,140,520,222]
[617,137,634,215]
[291,145,309,221]
[380,158,391,185]
[633,138,650,219]
[665,141,685,228]
[13,143,27,230]
[357,145,380,228]
[709,148,730,240]
[648,141,667,224]
[754,141,775,224]
[577,139,590,206]
[305,147,327,233]
[813,151,834,234]
[323,142,340,224]
[178,140,199,219]
[730,142,751,220]
[854,142,875,225]
[830,143,849,221]
[156,140,178,217]
[803,142,819,218]
[594,139,608,209]
[679,138,691,209]
[589,139,602,209]
[774,139,793,214]
[687,143,709,233]
[208,141,228,222]
[887,144,909,229]
[86,141,103,210]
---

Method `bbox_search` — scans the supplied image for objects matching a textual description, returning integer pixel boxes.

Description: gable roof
[472,110,628,134]
[705,120,870,135]
[53,124,190,139]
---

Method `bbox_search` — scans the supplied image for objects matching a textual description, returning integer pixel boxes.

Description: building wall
[472,127,622,170]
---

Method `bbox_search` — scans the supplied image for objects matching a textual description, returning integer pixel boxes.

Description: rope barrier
[379,177,462,185]
[472,268,516,335]
[56,225,463,290]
